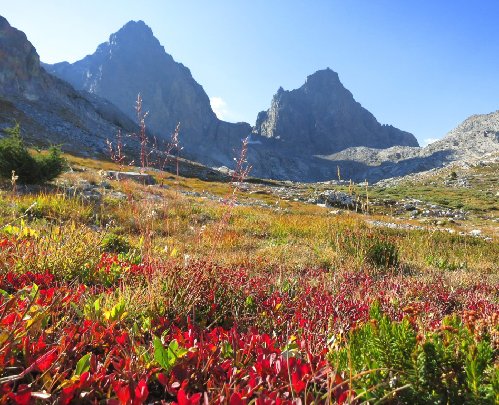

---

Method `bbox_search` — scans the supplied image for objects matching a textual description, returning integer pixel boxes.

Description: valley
[0,12,497,405]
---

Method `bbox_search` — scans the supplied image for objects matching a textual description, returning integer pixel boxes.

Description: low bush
[366,238,399,269]
[101,232,132,254]
[0,123,66,184]
[328,303,498,404]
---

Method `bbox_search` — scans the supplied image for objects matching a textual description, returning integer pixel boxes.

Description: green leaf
[169,339,188,358]
[74,353,91,376]
[153,337,187,371]
[93,298,100,312]
[29,283,39,300]
[153,336,171,370]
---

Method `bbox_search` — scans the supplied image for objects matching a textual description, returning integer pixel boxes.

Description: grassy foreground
[0,156,497,404]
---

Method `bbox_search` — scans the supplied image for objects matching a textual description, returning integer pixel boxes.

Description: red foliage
[0,245,497,403]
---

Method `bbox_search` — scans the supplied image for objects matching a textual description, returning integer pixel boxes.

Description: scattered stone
[317,190,355,208]
[103,171,156,185]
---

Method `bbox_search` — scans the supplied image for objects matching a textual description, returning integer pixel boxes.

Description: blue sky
[3,1,499,146]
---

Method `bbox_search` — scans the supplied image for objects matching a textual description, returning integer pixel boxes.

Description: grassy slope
[0,154,497,403]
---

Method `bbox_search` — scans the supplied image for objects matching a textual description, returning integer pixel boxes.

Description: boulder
[104,170,156,185]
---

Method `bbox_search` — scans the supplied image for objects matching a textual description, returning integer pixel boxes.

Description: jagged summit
[105,20,162,53]
[117,20,153,36]
[44,19,251,168]
[304,68,341,86]
[253,68,419,154]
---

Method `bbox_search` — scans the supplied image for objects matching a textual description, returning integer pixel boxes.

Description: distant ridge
[5,16,496,183]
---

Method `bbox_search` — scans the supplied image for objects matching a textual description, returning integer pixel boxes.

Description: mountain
[45,21,419,181]
[0,16,138,156]
[7,17,494,184]
[253,68,419,154]
[323,110,499,182]
[44,20,251,167]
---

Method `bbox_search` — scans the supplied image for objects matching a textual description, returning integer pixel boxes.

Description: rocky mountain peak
[44,20,251,168]
[106,20,162,54]
[304,68,342,88]
[253,69,418,155]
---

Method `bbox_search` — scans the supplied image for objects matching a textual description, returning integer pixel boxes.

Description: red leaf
[8,385,31,405]
[338,390,356,405]
[134,379,149,403]
[60,386,76,405]
[291,371,306,394]
[177,389,202,405]
[157,372,168,387]
[177,389,188,405]
[34,348,58,372]
[229,392,245,405]
[1,312,18,326]
[189,393,202,404]
[80,371,90,386]
[116,332,128,345]
[114,383,131,404]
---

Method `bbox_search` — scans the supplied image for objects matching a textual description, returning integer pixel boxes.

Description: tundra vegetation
[0,135,497,403]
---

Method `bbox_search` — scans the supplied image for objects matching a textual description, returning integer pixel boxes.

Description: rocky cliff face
[253,68,419,154]
[44,20,251,167]
[0,16,137,155]
[45,22,419,180]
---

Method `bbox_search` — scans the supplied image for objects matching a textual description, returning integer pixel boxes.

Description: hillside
[0,16,137,156]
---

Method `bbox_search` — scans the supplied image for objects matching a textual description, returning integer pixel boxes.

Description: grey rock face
[327,110,499,183]
[103,171,156,185]
[253,68,419,154]
[44,20,251,168]
[0,16,137,156]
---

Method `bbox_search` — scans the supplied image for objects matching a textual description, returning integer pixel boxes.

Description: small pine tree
[0,123,66,184]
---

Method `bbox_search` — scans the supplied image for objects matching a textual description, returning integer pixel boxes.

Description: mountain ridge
[3,16,497,184]
[44,20,420,181]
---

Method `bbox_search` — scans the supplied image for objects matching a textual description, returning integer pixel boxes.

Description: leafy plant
[101,232,131,254]
[366,238,399,269]
[328,304,497,404]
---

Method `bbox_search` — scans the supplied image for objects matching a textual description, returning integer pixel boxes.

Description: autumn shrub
[0,123,66,184]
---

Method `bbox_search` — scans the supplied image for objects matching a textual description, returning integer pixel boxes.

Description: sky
[2,1,499,146]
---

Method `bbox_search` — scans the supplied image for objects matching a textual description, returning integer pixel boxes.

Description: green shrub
[366,238,399,269]
[328,304,497,404]
[101,233,131,254]
[0,123,66,184]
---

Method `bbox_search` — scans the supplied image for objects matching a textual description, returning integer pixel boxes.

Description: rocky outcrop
[253,68,419,154]
[321,110,499,183]
[0,16,137,155]
[44,20,251,167]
